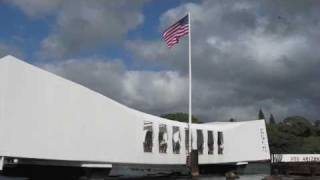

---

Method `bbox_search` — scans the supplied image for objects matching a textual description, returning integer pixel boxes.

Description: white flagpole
[188,12,192,155]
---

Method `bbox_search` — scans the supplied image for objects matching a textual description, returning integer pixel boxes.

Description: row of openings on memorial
[143,121,224,155]
[159,124,181,154]
[144,122,182,154]
[188,129,223,155]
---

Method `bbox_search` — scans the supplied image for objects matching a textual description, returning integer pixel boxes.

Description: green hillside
[161,112,320,154]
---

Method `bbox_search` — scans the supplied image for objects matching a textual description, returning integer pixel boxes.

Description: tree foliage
[267,116,320,154]
[161,111,320,154]
[315,120,320,127]
[161,113,202,123]
[269,114,275,124]
[259,109,265,120]
[281,116,314,137]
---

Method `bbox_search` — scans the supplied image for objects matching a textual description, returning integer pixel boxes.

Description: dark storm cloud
[127,0,320,121]
[5,0,320,122]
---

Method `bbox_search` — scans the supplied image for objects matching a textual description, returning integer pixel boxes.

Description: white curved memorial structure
[0,55,270,175]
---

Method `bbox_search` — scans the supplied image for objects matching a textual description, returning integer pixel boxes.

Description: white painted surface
[0,55,270,165]
[272,154,320,163]
[81,163,112,168]
[236,162,248,165]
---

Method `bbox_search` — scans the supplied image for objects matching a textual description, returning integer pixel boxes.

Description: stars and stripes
[163,15,189,48]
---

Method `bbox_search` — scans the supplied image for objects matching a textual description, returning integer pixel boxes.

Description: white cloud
[4,0,147,59]
[41,58,188,115]
[40,0,145,59]
[5,0,320,121]
[245,31,307,64]
[4,0,63,17]
[126,0,320,121]
[122,71,187,111]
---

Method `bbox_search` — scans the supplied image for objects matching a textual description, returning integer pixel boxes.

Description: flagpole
[188,12,192,155]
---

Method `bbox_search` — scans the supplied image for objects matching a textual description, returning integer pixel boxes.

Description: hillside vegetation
[267,116,320,154]
[161,112,202,124]
[161,112,320,154]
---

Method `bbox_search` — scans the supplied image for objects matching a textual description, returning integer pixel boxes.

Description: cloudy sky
[0,0,320,122]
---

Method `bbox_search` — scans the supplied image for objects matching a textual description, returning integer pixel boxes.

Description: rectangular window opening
[218,131,224,155]
[185,128,189,153]
[197,129,204,155]
[159,124,168,153]
[143,121,153,153]
[172,126,181,154]
[208,130,214,155]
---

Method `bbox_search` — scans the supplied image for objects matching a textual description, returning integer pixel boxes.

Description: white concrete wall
[0,55,270,165]
[272,154,320,163]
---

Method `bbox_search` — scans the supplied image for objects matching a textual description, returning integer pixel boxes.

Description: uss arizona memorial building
[0,55,270,173]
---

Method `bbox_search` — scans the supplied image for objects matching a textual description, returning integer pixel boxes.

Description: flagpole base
[188,150,199,177]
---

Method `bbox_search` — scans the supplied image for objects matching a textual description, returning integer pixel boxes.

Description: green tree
[313,120,320,136]
[258,109,265,120]
[315,120,320,127]
[266,115,320,154]
[269,114,276,124]
[161,113,202,123]
[281,116,314,137]
[267,124,302,153]
[300,136,320,153]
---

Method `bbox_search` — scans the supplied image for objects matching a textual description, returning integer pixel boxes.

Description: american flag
[163,15,189,48]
